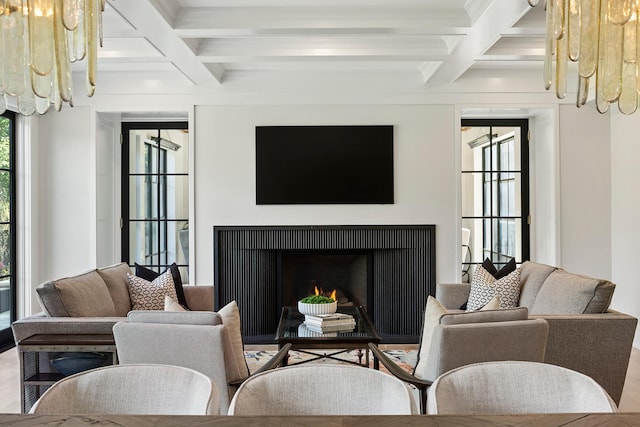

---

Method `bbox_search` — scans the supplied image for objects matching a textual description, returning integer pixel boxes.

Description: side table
[16,334,117,413]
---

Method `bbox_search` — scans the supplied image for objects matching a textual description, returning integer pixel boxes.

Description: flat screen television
[255,125,394,205]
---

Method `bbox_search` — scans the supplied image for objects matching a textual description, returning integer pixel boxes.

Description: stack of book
[304,313,356,333]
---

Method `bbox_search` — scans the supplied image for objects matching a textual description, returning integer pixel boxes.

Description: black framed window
[0,111,16,351]
[461,119,530,280]
[121,122,189,281]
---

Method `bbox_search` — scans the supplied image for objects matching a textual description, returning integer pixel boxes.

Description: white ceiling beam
[195,36,450,58]
[106,0,223,85]
[172,7,472,32]
[424,0,533,85]
[174,27,471,38]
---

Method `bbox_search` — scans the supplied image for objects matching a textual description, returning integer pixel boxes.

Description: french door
[461,119,530,280]
[121,122,189,281]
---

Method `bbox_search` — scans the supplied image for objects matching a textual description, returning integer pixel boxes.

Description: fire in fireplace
[278,251,372,311]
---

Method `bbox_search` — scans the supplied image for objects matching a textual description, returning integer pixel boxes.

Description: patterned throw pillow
[466,266,521,311]
[460,258,517,310]
[127,271,179,310]
[482,257,517,279]
[135,263,189,309]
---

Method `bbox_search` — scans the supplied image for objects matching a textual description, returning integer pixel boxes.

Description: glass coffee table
[275,305,381,369]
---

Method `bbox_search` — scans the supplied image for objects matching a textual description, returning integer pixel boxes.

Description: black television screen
[256,125,394,205]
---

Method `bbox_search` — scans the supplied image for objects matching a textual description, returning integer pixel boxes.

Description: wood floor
[0,346,638,413]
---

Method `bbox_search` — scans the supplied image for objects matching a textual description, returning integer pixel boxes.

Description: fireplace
[214,225,436,343]
[279,251,372,310]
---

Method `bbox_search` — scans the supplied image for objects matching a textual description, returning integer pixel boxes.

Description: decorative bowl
[298,300,337,316]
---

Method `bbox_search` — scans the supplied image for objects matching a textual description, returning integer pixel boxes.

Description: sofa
[436,260,637,405]
[12,262,215,345]
[11,262,216,412]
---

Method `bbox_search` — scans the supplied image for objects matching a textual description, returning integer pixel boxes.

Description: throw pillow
[459,258,517,310]
[218,300,250,380]
[127,271,178,310]
[413,296,448,379]
[466,266,521,311]
[164,295,187,312]
[482,257,517,279]
[135,263,189,309]
[480,295,501,310]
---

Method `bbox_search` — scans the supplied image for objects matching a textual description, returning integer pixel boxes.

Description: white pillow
[127,271,178,311]
[466,266,521,311]
[218,301,250,380]
[480,295,501,310]
[413,296,448,379]
[164,295,187,311]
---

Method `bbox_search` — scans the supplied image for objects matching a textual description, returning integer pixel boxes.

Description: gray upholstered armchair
[112,310,290,415]
[369,305,549,414]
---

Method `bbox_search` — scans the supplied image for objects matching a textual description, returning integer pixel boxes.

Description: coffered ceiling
[98,0,546,96]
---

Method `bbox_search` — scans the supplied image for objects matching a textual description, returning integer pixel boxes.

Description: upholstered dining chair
[369,304,549,414]
[427,360,617,414]
[112,310,290,415]
[29,364,219,415]
[228,364,419,415]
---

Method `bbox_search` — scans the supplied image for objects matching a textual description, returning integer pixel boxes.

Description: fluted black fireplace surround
[213,225,436,343]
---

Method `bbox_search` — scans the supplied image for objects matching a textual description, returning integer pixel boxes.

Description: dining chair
[29,364,219,415]
[228,364,419,415]
[427,360,617,414]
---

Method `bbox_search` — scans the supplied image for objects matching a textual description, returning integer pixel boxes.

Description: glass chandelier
[0,0,104,116]
[530,0,640,114]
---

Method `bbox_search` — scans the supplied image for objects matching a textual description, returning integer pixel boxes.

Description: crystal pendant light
[0,0,104,116]
[531,0,640,114]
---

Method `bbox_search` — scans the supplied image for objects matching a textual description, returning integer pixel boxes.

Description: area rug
[245,348,417,375]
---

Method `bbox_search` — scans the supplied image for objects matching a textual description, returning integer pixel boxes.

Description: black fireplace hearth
[213,225,436,343]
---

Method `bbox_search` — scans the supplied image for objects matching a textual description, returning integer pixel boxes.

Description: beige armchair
[369,306,549,413]
[30,364,220,415]
[427,361,617,414]
[112,311,290,415]
[228,364,418,415]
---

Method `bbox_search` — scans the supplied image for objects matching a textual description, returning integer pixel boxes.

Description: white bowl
[298,300,337,316]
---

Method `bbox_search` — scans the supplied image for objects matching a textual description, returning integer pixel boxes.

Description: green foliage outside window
[0,117,11,278]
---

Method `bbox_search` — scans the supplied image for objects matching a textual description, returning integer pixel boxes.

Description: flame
[312,285,337,301]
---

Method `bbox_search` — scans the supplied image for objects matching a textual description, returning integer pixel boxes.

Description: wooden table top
[1,413,638,426]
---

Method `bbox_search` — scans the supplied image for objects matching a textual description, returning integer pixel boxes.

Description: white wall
[194,105,458,286]
[96,113,121,268]
[611,111,640,348]
[30,107,96,310]
[529,108,559,265]
[558,105,612,279]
